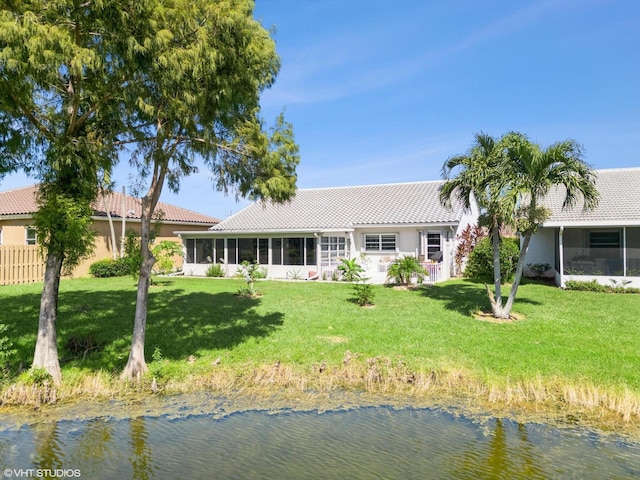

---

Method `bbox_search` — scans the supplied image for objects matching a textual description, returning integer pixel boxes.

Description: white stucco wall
[181,225,461,284]
[523,227,556,277]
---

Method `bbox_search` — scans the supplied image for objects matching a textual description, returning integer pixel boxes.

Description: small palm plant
[337,258,364,282]
[386,256,427,286]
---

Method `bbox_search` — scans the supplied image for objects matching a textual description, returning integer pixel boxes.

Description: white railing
[422,263,443,283]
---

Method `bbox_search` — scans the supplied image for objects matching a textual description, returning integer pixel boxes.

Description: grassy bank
[1,277,639,430]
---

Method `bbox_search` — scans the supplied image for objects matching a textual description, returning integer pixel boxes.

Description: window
[589,231,620,249]
[364,234,396,252]
[197,239,213,263]
[258,238,269,264]
[26,227,37,245]
[235,238,269,264]
[284,237,303,265]
[272,237,316,266]
[186,239,195,263]
[215,239,224,263]
[320,236,347,266]
[426,232,442,261]
[272,238,282,265]
[227,238,237,264]
[185,238,214,263]
[305,237,316,265]
[238,238,255,263]
[0,228,3,245]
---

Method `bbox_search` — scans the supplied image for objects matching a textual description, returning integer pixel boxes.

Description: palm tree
[498,133,599,317]
[440,132,599,319]
[439,132,513,314]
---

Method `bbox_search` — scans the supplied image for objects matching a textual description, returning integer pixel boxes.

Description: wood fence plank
[0,245,45,285]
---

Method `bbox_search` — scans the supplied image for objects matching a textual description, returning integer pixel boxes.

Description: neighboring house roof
[0,184,219,225]
[208,180,467,233]
[542,168,640,227]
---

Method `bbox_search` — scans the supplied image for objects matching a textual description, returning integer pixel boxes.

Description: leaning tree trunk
[502,232,534,317]
[32,253,64,383]
[120,165,166,381]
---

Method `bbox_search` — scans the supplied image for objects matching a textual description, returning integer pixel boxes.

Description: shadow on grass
[422,279,542,316]
[1,282,283,374]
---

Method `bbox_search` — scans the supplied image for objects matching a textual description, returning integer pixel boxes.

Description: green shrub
[149,347,167,379]
[386,256,427,286]
[206,263,225,277]
[123,229,142,278]
[152,240,183,274]
[89,258,131,277]
[0,323,16,367]
[464,236,520,283]
[23,367,53,386]
[353,279,375,306]
[565,279,640,294]
[237,261,261,296]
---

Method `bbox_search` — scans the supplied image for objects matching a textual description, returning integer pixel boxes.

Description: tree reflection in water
[0,406,638,479]
[129,417,155,480]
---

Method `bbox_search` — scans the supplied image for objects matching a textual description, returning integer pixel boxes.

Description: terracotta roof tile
[0,184,219,225]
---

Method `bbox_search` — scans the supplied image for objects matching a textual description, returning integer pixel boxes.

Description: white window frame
[26,227,37,245]
[364,234,397,252]
[320,236,348,266]
[0,227,3,245]
[426,231,442,261]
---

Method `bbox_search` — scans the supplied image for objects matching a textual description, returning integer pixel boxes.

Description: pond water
[1,402,639,479]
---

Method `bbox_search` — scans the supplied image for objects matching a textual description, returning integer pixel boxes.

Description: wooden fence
[0,245,45,285]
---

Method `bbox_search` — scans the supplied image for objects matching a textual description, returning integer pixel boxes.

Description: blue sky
[2,0,639,219]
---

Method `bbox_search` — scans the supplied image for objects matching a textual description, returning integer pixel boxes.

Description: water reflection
[129,417,155,480]
[1,406,639,479]
[31,422,64,471]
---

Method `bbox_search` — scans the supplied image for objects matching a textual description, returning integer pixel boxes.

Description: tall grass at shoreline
[1,277,639,426]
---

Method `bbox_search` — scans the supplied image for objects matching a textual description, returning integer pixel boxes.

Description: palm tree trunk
[503,232,533,316]
[488,222,507,317]
[32,253,64,383]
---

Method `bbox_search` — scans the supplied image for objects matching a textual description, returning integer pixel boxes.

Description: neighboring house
[525,167,640,288]
[176,181,478,283]
[0,185,219,279]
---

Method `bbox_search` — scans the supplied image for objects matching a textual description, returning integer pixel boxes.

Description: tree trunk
[32,253,64,383]
[489,222,506,317]
[120,164,166,381]
[119,257,153,380]
[502,232,533,316]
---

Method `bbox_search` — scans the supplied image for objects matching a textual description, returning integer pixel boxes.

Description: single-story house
[524,167,640,288]
[176,181,478,283]
[0,184,219,279]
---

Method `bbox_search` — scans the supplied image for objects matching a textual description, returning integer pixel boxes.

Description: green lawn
[1,276,639,394]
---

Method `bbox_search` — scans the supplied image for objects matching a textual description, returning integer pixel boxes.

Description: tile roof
[541,168,640,225]
[210,180,466,232]
[0,184,219,225]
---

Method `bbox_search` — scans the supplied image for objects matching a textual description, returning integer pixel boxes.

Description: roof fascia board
[91,217,216,226]
[543,220,640,228]
[0,214,34,220]
[352,222,459,229]
[176,228,354,236]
